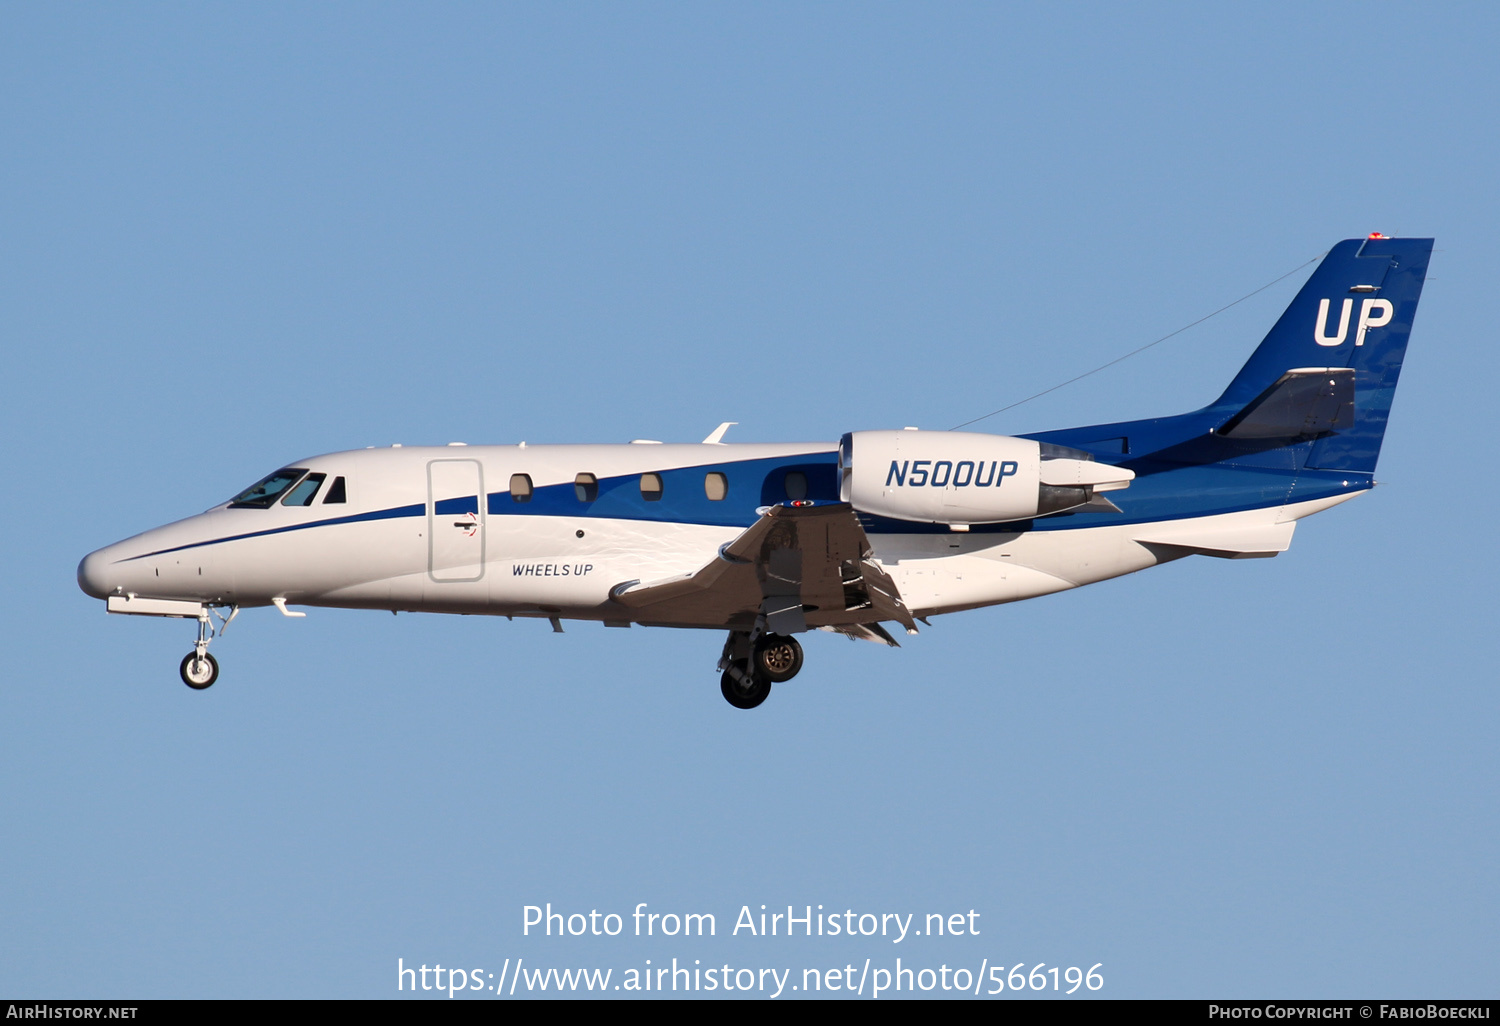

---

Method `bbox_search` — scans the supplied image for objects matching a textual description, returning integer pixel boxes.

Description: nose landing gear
[718,629,803,709]
[179,606,236,690]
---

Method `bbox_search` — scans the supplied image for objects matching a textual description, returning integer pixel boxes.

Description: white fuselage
[77,441,1357,629]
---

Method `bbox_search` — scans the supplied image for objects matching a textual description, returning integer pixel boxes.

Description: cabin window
[575,473,598,502]
[281,472,327,506]
[784,471,808,502]
[704,472,728,501]
[640,473,663,501]
[229,468,307,509]
[322,476,347,504]
[510,473,533,503]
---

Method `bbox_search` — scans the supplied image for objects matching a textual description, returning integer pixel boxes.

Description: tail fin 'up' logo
[1315,297,1393,347]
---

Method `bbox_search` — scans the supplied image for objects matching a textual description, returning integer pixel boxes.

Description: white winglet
[702,422,737,445]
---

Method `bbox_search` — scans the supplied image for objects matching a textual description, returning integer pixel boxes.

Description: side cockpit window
[230,468,308,509]
[281,473,327,506]
[322,476,347,504]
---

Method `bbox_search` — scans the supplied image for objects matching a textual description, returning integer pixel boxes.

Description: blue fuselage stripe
[118,504,426,562]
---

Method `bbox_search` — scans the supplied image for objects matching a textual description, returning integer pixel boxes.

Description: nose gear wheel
[180,651,219,689]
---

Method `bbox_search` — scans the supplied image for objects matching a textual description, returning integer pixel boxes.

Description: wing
[609,502,917,636]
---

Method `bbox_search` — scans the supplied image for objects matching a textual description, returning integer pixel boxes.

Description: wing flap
[820,622,902,646]
[610,503,916,631]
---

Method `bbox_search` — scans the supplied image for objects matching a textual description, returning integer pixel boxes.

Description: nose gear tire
[180,651,219,690]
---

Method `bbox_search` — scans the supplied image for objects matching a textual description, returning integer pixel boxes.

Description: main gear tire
[754,634,803,683]
[720,662,771,709]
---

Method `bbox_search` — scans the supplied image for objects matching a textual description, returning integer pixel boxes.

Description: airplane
[77,235,1430,708]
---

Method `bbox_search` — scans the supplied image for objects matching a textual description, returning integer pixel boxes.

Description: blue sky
[2,2,1495,998]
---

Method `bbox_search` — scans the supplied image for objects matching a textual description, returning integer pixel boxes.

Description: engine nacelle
[838,430,1134,526]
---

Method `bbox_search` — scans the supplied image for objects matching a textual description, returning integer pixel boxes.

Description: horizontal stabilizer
[1216,368,1354,439]
[1132,519,1295,559]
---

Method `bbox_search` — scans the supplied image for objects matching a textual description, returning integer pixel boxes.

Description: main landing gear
[179,606,236,690]
[718,629,803,709]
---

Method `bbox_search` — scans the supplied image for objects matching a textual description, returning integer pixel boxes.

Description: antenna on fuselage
[703,422,737,445]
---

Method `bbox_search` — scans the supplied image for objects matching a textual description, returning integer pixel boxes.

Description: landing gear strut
[179,606,236,690]
[717,629,804,709]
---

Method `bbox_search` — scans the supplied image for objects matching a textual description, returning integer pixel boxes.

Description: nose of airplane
[77,546,117,599]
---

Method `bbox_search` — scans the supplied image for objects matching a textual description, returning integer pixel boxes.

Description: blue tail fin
[1212,235,1432,474]
[1031,236,1432,476]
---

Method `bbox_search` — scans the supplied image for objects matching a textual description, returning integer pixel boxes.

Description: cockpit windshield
[229,468,308,508]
